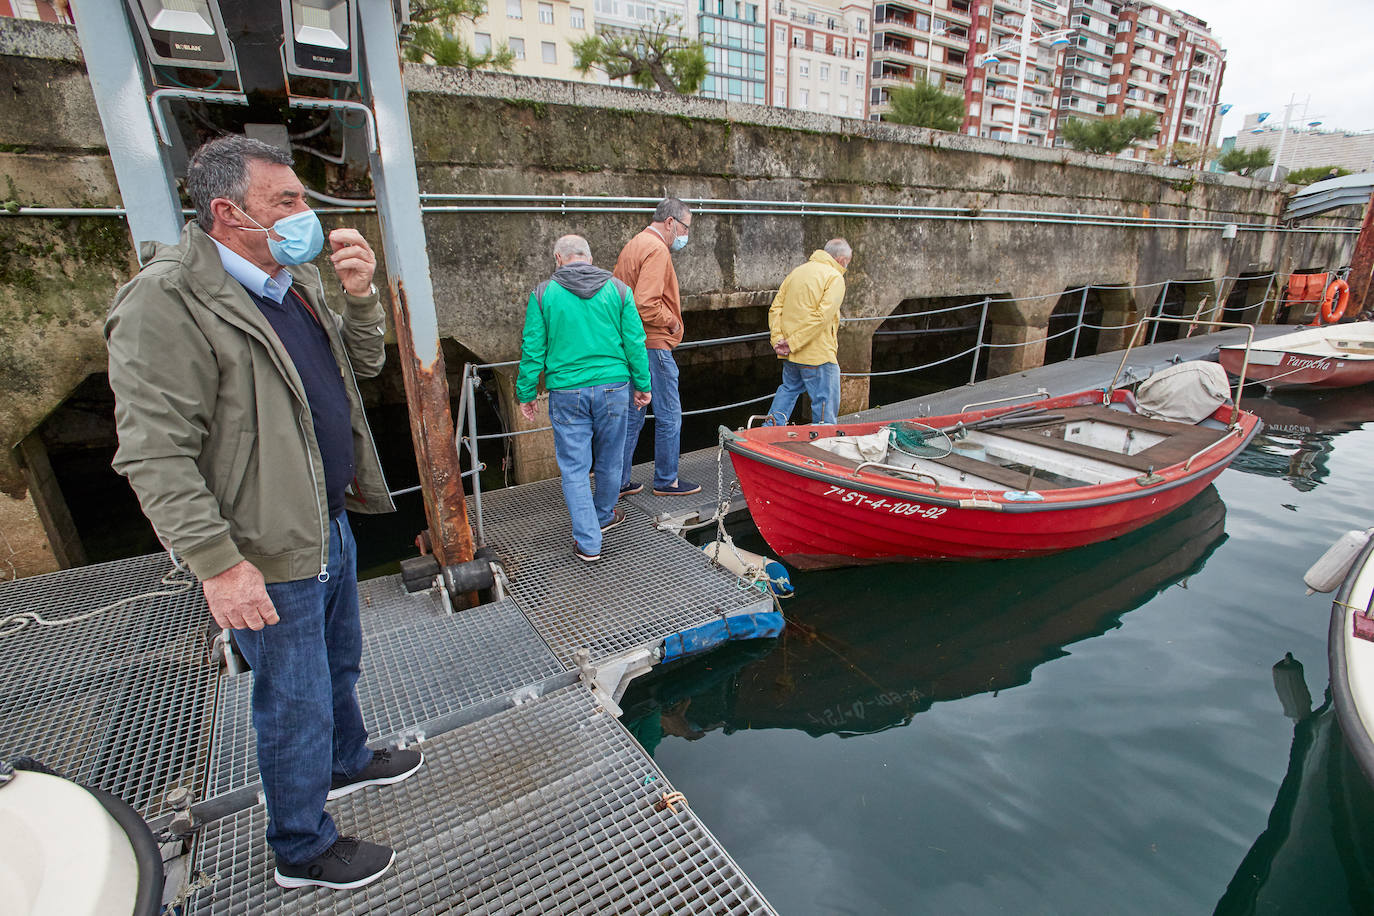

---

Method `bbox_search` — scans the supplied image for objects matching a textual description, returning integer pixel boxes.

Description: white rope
[0,551,196,637]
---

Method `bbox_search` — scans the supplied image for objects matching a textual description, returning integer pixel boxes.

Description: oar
[938,413,1064,435]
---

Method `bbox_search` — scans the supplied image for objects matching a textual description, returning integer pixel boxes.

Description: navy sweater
[245,286,355,520]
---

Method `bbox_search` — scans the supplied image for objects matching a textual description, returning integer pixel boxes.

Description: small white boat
[1318,528,1374,785]
[1217,322,1374,390]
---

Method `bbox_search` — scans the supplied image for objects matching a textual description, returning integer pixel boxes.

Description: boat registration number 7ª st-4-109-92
[822,485,948,519]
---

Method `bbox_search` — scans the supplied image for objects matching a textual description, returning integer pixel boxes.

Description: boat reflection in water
[1230,388,1374,491]
[622,484,1227,748]
[1214,655,1374,913]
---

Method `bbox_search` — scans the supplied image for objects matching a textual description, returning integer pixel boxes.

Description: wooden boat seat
[989,405,1229,472]
[772,439,1069,491]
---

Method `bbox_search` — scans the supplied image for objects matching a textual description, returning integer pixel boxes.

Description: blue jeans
[550,382,630,554]
[233,514,372,865]
[766,361,841,426]
[622,348,682,489]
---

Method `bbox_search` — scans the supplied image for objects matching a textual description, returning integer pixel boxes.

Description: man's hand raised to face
[328,228,377,296]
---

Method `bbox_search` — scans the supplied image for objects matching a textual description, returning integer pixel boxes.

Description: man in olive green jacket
[106,136,415,892]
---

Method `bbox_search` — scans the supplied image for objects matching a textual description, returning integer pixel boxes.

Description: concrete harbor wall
[0,17,1360,578]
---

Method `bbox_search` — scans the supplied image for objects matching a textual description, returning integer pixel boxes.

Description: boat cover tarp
[811,429,891,462]
[1135,360,1231,423]
[661,606,785,663]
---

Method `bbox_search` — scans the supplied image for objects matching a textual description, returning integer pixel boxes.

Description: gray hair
[554,234,592,261]
[653,197,691,224]
[186,135,294,231]
[824,238,853,261]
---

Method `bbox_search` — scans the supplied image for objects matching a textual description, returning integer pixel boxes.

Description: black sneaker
[619,481,644,496]
[653,478,702,496]
[274,836,394,890]
[600,508,626,532]
[327,748,423,801]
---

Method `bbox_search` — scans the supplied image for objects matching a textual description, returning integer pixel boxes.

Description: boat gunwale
[1328,532,1374,788]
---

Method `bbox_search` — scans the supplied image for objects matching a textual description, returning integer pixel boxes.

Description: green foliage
[1284,165,1353,186]
[571,18,707,94]
[403,0,514,71]
[1216,146,1274,177]
[1058,113,1159,155]
[881,79,966,132]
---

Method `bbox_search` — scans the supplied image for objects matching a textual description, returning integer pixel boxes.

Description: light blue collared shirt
[211,238,294,304]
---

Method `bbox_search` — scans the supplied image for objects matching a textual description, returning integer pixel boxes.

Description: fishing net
[887,421,954,459]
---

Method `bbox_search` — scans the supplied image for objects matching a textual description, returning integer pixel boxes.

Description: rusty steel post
[358,5,474,568]
[1348,191,1374,317]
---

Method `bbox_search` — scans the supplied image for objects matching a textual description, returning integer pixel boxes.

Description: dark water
[620,386,1374,915]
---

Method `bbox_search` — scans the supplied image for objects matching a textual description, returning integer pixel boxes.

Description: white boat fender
[1303,528,1373,594]
[703,536,795,596]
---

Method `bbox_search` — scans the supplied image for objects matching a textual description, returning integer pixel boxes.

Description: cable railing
[446,266,1343,545]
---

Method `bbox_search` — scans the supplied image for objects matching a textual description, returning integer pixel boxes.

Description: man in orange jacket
[614,198,701,496]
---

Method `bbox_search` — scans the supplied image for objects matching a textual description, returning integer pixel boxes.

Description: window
[774,87,785,105]
[819,91,829,108]
[819,63,829,80]
[774,25,785,43]
[507,0,522,18]
[510,36,526,58]
[840,67,849,84]
[475,32,493,53]
[538,2,554,23]
[799,88,809,107]
[838,96,847,114]
[799,60,809,76]
[855,45,863,59]
[541,40,557,62]
[570,5,585,26]
[774,58,784,74]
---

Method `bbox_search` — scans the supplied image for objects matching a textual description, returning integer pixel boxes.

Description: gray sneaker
[274,836,394,890]
[327,748,423,801]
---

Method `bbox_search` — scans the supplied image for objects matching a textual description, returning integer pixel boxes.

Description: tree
[1059,113,1159,155]
[403,0,515,71]
[1216,146,1274,177]
[881,78,966,132]
[1284,165,1352,186]
[571,18,707,94]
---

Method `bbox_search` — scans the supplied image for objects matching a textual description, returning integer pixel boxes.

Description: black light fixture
[281,0,359,82]
[126,0,234,71]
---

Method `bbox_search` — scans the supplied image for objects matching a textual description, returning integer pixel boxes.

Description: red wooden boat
[723,388,1260,568]
[1217,321,1374,390]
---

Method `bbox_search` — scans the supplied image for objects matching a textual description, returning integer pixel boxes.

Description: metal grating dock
[187,683,774,915]
[478,476,773,664]
[0,552,216,821]
[206,594,568,799]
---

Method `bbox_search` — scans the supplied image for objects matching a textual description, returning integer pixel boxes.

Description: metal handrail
[1105,316,1255,426]
[851,463,942,490]
[1183,426,1244,471]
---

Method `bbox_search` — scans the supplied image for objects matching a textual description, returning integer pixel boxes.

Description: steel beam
[69,0,183,249]
[357,4,474,568]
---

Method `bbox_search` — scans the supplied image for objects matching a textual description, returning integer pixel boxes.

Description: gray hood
[552,262,616,299]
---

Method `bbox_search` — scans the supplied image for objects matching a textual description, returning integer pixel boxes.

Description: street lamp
[923,27,948,85]
[980,2,1072,144]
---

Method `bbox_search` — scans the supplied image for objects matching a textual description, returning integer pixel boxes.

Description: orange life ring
[1320,279,1349,323]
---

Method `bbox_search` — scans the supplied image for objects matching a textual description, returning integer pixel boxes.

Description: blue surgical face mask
[670,233,689,252]
[232,203,325,266]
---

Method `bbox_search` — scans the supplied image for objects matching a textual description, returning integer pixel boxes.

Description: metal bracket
[571,645,661,718]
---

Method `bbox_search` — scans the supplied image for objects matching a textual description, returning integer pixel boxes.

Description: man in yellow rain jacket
[765,239,853,426]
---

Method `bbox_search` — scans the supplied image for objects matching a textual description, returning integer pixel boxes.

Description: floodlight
[1308,120,1322,127]
[1049,34,1071,47]
[982,53,1001,66]
[126,0,233,70]
[1218,103,1231,115]
[282,0,358,81]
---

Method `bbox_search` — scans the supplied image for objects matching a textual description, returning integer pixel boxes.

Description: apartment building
[769,0,872,117]
[966,0,1068,144]
[460,0,596,81]
[1059,0,1225,160]
[698,0,769,104]
[869,0,972,119]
